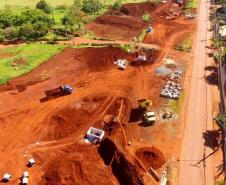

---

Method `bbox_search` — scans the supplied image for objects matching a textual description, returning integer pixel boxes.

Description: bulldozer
[138,99,156,124]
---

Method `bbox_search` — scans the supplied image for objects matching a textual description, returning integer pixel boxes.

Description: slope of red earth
[0,2,196,185]
[86,1,183,41]
[0,46,163,185]
[86,2,158,41]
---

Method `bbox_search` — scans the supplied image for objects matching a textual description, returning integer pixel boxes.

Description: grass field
[0,44,66,84]
[0,0,147,9]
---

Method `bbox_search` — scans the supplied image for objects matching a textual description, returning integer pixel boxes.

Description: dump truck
[45,85,73,96]
[40,85,73,103]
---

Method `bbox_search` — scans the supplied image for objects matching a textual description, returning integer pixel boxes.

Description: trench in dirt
[98,138,144,185]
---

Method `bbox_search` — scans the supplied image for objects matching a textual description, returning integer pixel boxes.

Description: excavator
[137,99,156,124]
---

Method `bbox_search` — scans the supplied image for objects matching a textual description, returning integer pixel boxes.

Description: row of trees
[0,0,103,42]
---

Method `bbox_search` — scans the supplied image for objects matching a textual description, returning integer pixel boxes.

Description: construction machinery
[40,85,73,103]
[3,173,12,182]
[146,27,153,33]
[138,99,156,124]
[113,59,128,70]
[143,111,156,123]
[138,99,152,112]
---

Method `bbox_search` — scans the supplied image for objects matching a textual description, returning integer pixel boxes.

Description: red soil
[136,147,166,170]
[120,2,156,16]
[86,2,185,41]
[86,2,160,41]
[0,2,196,185]
[0,46,162,184]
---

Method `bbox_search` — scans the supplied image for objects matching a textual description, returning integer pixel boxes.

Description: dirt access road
[179,0,215,184]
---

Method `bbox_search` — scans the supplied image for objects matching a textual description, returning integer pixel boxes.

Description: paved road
[179,0,215,185]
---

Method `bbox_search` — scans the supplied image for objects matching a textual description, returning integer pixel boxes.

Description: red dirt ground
[136,147,166,170]
[0,46,163,185]
[86,2,160,41]
[0,2,196,185]
[86,2,185,41]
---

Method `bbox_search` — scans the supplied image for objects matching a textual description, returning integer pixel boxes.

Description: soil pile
[81,46,135,71]
[44,96,106,140]
[86,2,156,41]
[95,15,146,29]
[136,147,165,170]
[40,144,115,185]
[120,2,156,16]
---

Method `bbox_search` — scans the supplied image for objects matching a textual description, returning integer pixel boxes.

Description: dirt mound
[136,147,165,170]
[120,2,156,16]
[44,96,106,140]
[81,46,134,71]
[86,2,155,41]
[40,144,115,185]
[95,15,146,29]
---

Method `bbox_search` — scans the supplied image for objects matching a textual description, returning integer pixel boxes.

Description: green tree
[112,0,122,10]
[36,0,52,14]
[20,22,35,40]
[216,180,226,185]
[0,28,5,41]
[61,14,75,38]
[0,10,16,28]
[62,0,86,44]
[82,0,102,14]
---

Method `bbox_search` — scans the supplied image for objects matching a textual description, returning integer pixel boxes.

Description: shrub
[0,28,4,41]
[142,14,150,22]
[112,0,122,10]
[216,180,226,185]
[36,0,52,14]
[82,0,103,14]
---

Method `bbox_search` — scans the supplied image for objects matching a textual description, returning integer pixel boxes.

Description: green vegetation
[176,36,193,52]
[0,43,66,84]
[216,180,226,185]
[186,0,198,9]
[168,90,185,114]
[82,0,103,14]
[36,0,52,13]
[137,29,147,42]
[142,13,150,22]
[0,0,151,42]
[184,0,197,14]
[0,0,147,9]
[112,0,122,10]
[215,113,226,127]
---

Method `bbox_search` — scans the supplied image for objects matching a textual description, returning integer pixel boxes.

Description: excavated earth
[0,46,164,185]
[86,2,184,41]
[86,2,158,41]
[0,2,196,185]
